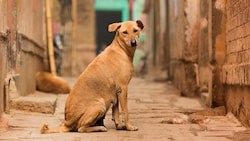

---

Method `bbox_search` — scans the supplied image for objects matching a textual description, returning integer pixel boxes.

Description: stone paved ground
[0,77,248,141]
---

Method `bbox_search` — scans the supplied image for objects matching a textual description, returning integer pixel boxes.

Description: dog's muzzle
[131,38,137,47]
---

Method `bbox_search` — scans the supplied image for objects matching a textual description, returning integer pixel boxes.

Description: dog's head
[108,20,144,47]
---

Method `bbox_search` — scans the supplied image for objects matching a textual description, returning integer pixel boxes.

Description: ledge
[222,63,250,85]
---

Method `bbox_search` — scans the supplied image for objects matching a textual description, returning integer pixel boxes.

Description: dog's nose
[131,39,137,47]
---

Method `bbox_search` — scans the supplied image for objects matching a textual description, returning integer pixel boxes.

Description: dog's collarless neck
[112,39,136,62]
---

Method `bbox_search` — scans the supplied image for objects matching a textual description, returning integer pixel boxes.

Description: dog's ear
[136,20,144,30]
[108,22,121,32]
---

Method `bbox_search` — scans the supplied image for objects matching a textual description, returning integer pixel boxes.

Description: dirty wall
[167,0,200,97]
[71,0,96,76]
[166,0,221,105]
[144,0,168,78]
[145,0,201,96]
[163,0,250,126]
[211,0,226,107]
[0,0,46,117]
[164,0,223,106]
[222,0,250,126]
[54,0,96,76]
[0,0,7,117]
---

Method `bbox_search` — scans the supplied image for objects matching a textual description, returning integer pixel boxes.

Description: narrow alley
[1,0,250,141]
[0,77,248,141]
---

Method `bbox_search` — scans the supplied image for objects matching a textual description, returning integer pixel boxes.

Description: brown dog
[40,20,144,133]
[36,72,70,94]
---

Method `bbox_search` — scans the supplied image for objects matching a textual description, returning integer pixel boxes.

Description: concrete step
[9,91,57,114]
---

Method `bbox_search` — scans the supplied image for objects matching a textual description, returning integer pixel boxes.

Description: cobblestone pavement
[0,77,248,141]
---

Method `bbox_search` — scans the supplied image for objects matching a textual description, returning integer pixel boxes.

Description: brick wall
[222,0,250,126]
[223,0,250,84]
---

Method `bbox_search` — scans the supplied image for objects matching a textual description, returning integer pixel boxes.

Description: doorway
[95,10,122,54]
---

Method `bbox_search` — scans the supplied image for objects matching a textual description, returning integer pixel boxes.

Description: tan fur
[36,72,70,94]
[40,20,144,133]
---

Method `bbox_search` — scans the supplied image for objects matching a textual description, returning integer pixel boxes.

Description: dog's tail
[40,123,70,134]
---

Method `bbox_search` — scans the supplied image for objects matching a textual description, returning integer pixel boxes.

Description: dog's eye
[133,29,138,33]
[123,31,128,34]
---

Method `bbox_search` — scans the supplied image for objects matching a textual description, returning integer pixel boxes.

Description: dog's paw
[78,126,108,132]
[126,125,139,131]
[116,124,127,130]
[40,123,49,134]
[99,126,108,132]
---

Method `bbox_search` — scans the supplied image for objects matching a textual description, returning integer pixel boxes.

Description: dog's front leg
[119,87,138,131]
[112,101,126,130]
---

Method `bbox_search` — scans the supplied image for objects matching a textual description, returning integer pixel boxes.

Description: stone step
[9,91,57,114]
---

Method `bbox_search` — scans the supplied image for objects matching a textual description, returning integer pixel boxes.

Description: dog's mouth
[131,39,137,47]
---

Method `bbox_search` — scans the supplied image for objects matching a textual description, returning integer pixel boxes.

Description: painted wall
[95,0,129,21]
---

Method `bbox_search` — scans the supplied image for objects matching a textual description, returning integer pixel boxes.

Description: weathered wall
[0,0,46,116]
[0,36,7,116]
[59,0,96,76]
[55,0,73,76]
[168,0,200,97]
[148,0,250,126]
[0,0,7,116]
[143,0,168,78]
[222,0,250,126]
[71,0,96,76]
[16,0,46,96]
[211,0,226,107]
[166,0,224,103]
[168,0,185,91]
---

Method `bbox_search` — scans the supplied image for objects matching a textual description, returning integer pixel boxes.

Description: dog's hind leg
[77,106,107,133]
